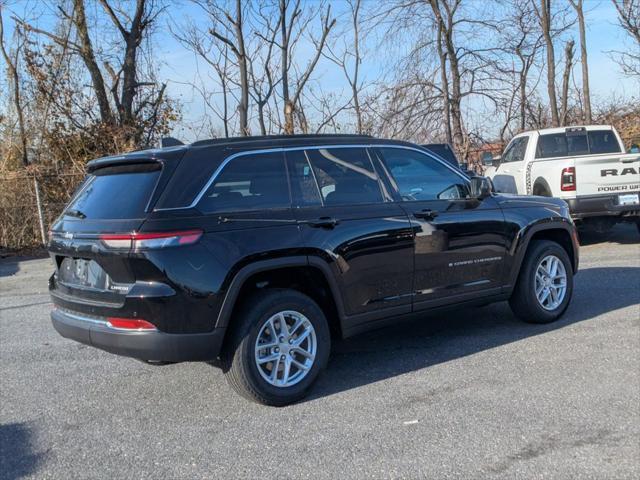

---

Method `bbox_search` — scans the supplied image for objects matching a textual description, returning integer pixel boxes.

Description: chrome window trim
[154,144,469,212]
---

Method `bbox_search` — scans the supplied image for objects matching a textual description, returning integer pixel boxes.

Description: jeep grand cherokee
[48,134,579,406]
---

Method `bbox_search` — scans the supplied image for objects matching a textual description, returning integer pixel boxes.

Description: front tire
[221,289,330,406]
[509,240,574,324]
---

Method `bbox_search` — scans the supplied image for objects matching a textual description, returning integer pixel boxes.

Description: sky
[156,0,640,140]
[2,0,639,142]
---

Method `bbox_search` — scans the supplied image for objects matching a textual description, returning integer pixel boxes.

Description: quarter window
[305,148,383,205]
[198,152,290,213]
[378,148,469,201]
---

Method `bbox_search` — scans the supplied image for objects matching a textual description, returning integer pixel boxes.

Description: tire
[221,289,331,406]
[509,240,574,324]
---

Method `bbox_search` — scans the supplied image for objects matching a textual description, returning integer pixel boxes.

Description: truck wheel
[221,289,330,406]
[509,240,574,324]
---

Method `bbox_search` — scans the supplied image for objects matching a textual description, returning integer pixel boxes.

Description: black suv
[48,134,579,406]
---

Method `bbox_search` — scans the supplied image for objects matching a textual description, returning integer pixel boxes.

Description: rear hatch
[49,160,168,306]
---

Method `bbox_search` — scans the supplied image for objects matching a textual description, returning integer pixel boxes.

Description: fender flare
[214,255,346,329]
[532,177,552,196]
[506,219,578,289]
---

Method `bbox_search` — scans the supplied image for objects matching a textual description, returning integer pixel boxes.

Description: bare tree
[278,0,336,134]
[203,0,250,135]
[569,0,592,123]
[537,0,559,126]
[249,2,281,135]
[560,39,575,126]
[611,0,640,77]
[18,0,169,145]
[0,8,28,165]
[429,0,465,151]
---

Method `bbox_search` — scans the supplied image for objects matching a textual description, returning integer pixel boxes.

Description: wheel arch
[532,177,553,196]
[507,221,579,291]
[215,256,346,339]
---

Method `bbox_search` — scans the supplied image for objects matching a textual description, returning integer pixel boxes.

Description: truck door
[491,135,531,194]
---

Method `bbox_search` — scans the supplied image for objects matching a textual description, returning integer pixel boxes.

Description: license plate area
[618,193,639,206]
[58,258,109,290]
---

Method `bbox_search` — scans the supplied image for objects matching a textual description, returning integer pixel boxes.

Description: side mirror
[481,152,494,167]
[629,144,640,154]
[470,176,494,199]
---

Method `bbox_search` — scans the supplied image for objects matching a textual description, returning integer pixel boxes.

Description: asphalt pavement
[1,224,639,479]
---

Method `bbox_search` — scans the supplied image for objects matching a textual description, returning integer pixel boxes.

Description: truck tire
[221,289,330,406]
[509,240,574,324]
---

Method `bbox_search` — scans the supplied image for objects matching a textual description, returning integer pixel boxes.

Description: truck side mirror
[470,176,494,199]
[629,144,640,154]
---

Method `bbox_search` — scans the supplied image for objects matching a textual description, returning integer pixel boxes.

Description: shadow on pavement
[308,265,639,402]
[0,423,45,480]
[0,258,20,278]
[578,222,638,246]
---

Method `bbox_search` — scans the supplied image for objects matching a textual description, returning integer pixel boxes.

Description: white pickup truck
[484,125,640,231]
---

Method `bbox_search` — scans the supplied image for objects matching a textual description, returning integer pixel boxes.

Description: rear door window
[197,151,290,213]
[286,150,322,207]
[305,147,383,205]
[588,130,622,154]
[65,165,161,219]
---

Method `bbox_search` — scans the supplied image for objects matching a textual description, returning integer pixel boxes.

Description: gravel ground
[1,224,639,479]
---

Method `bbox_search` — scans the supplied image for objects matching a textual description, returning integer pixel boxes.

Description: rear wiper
[65,209,87,219]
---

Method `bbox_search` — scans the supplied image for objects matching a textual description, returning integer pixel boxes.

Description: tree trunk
[430,0,463,152]
[234,0,249,135]
[572,0,591,123]
[436,20,452,145]
[540,0,559,126]
[560,40,575,126]
[0,10,28,165]
[280,0,293,134]
[350,0,362,134]
[120,0,146,126]
[73,0,114,125]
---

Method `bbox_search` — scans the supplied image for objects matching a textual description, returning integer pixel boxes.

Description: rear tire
[221,289,330,406]
[509,240,574,324]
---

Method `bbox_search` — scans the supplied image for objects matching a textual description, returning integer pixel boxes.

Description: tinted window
[537,133,567,158]
[378,148,469,201]
[198,152,290,213]
[567,133,589,155]
[588,130,621,154]
[502,137,529,163]
[286,150,322,207]
[65,166,160,219]
[306,148,383,205]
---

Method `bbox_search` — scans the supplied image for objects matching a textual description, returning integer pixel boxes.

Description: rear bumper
[51,308,225,362]
[567,192,640,219]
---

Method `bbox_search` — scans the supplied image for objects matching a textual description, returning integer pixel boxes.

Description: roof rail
[190,133,373,148]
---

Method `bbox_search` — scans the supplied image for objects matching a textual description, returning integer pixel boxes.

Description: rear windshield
[64,165,161,219]
[536,130,622,158]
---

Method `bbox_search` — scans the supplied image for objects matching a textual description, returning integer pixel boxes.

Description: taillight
[561,167,576,191]
[107,317,157,330]
[100,229,203,250]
